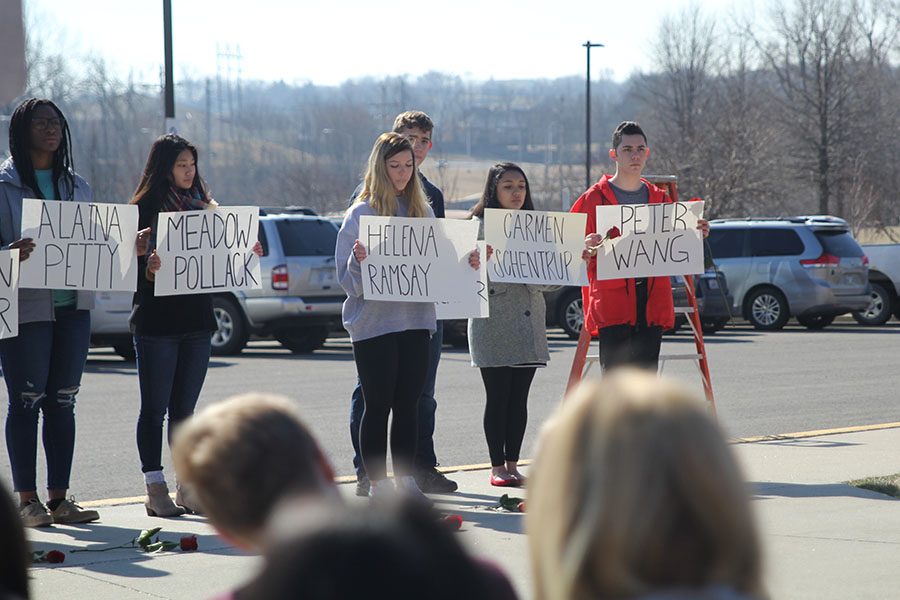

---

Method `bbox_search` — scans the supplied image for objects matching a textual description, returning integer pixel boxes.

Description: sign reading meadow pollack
[359,216,479,303]
[595,201,705,280]
[483,209,588,286]
[435,241,489,320]
[0,249,20,339]
[154,206,261,297]
[19,199,139,291]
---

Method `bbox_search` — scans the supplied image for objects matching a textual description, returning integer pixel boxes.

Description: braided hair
[8,98,76,200]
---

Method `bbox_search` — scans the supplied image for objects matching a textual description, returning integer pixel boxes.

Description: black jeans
[134,331,211,473]
[353,329,430,482]
[479,366,537,467]
[598,280,663,372]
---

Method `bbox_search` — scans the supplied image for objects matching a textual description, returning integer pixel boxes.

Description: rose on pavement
[180,535,199,551]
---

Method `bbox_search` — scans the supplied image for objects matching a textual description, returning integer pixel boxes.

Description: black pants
[479,366,537,467]
[353,329,430,482]
[599,280,663,372]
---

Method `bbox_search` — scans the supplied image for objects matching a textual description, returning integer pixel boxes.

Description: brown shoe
[20,498,53,528]
[50,498,99,524]
[145,483,185,517]
[175,483,204,515]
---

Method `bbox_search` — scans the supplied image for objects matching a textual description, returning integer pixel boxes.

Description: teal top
[35,169,77,308]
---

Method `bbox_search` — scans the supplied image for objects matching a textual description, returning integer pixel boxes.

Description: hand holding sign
[353,240,367,263]
[136,227,152,256]
[8,238,35,262]
[594,201,705,280]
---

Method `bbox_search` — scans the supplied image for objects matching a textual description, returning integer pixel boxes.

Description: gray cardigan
[0,158,95,323]
[468,217,559,368]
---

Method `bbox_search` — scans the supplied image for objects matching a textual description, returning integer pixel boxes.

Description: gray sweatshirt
[335,198,437,342]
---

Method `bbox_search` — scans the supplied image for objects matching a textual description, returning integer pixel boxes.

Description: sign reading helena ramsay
[19,199,139,291]
[359,216,479,303]
[484,208,588,286]
[153,206,261,296]
[595,201,705,280]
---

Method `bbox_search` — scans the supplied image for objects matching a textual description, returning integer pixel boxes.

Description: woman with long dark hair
[0,98,102,527]
[129,133,260,517]
[468,163,559,487]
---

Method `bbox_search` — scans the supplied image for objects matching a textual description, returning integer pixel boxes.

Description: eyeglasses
[31,118,64,131]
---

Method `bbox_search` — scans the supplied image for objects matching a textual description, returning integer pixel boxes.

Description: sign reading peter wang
[484,208,588,286]
[0,249,20,339]
[19,199,139,291]
[154,206,261,297]
[595,201,704,280]
[359,216,478,303]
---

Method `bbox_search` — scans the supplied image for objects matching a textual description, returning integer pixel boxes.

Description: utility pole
[163,0,176,132]
[583,41,603,190]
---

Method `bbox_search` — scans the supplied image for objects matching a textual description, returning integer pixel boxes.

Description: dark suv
[707,216,869,330]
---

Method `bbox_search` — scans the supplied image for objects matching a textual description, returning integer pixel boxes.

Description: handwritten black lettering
[366,223,439,258]
[0,298,11,333]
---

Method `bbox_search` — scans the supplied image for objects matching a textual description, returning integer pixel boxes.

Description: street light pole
[163,0,176,132]
[583,41,603,190]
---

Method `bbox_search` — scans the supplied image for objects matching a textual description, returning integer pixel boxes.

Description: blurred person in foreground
[527,370,764,600]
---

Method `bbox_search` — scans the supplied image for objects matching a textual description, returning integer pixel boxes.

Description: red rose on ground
[606,226,621,240]
[179,535,198,551]
[46,550,65,564]
[442,515,464,531]
[517,501,526,513]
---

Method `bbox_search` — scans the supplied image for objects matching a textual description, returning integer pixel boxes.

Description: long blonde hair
[527,371,763,600]
[354,132,429,218]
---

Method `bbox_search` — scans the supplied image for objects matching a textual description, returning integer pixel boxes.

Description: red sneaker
[490,473,518,487]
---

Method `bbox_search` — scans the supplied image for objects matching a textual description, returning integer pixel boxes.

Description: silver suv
[707,216,869,330]
[90,211,345,358]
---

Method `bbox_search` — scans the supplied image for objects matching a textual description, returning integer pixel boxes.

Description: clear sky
[26,0,746,85]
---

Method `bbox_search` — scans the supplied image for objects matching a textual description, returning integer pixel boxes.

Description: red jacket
[570,174,675,334]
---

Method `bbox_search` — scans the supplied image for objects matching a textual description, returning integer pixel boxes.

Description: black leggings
[353,329,430,482]
[479,366,537,467]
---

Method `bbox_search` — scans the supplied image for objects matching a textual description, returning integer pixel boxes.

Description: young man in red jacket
[571,121,708,371]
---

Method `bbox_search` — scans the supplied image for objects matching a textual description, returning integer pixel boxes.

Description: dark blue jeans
[350,326,442,483]
[134,331,211,473]
[1,306,91,492]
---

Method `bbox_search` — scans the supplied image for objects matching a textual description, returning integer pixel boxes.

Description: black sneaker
[355,479,370,497]
[414,467,458,494]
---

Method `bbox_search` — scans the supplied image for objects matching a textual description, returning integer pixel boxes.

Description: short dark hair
[469,162,534,218]
[392,111,434,135]
[612,121,647,149]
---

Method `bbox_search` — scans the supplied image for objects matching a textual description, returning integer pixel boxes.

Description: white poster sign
[484,209,588,286]
[359,216,479,303]
[595,201,704,280]
[436,241,489,319]
[154,206,261,297]
[19,199,139,291]
[0,249,20,339]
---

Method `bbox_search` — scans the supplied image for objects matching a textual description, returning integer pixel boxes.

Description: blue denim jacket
[0,157,95,323]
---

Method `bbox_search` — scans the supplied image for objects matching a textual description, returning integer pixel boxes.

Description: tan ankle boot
[145,482,185,517]
[175,482,204,515]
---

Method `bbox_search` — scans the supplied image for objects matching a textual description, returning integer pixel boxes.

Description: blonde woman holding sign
[0,98,108,527]
[128,134,261,517]
[467,163,564,487]
[336,132,480,501]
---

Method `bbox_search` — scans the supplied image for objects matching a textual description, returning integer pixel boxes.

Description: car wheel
[851,283,893,326]
[276,326,328,354]
[113,342,136,362]
[745,288,789,331]
[797,314,835,330]
[211,296,249,355]
[701,318,728,334]
[556,291,583,340]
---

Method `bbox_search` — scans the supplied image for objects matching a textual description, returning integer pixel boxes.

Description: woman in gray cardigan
[468,163,558,487]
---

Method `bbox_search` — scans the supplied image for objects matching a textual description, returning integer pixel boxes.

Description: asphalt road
[1,320,898,502]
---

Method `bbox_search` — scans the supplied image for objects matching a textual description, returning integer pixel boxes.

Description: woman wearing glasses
[0,98,116,527]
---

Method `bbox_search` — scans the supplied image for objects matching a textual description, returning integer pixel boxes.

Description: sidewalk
[25,426,900,600]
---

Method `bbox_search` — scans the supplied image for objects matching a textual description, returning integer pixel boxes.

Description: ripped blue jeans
[0,306,90,492]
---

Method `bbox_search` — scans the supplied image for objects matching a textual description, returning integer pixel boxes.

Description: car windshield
[275,219,338,256]
[814,230,864,257]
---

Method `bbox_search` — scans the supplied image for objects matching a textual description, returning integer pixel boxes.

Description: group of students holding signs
[0,98,709,526]
[337,115,708,498]
[0,98,262,526]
